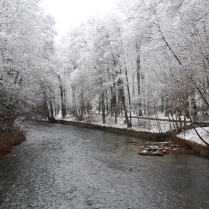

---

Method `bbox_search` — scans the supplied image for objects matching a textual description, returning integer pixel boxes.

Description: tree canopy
[1,0,209,139]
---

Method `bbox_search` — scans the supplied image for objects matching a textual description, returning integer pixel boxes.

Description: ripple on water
[0,123,209,209]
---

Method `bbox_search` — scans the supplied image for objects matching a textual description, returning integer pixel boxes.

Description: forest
[1,0,209,133]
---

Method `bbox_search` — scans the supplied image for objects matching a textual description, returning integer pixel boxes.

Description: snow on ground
[178,127,209,146]
[55,111,63,120]
[63,113,209,146]
[64,114,172,133]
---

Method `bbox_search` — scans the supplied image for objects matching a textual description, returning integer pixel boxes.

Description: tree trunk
[80,90,84,120]
[111,83,118,123]
[58,75,66,118]
[100,77,106,123]
[118,79,131,128]
[110,87,114,116]
[49,100,56,122]
[106,90,109,115]
[101,91,106,123]
[113,83,118,123]
[136,46,142,116]
[71,85,76,115]
[125,67,132,127]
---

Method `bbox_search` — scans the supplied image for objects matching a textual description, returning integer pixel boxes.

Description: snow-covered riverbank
[177,127,209,146]
[57,113,209,147]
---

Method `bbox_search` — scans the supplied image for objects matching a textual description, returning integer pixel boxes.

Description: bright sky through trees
[40,0,119,36]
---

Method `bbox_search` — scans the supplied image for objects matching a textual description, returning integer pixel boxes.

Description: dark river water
[0,123,209,209]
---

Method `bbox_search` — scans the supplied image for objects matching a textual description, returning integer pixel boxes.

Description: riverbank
[0,127,26,157]
[56,119,209,158]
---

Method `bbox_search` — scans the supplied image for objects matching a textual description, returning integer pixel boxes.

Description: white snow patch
[55,111,63,120]
[178,127,209,146]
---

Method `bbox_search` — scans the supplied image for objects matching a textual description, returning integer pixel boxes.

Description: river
[0,123,209,209]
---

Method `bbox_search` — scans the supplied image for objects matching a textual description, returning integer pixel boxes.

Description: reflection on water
[0,123,209,209]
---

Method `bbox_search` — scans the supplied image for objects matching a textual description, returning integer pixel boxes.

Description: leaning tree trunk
[182,99,209,146]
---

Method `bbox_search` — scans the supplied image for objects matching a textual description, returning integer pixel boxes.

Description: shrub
[0,127,26,157]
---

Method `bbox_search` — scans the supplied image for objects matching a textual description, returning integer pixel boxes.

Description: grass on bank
[172,136,209,157]
[0,127,26,157]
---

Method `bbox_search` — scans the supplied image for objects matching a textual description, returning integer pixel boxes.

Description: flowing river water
[0,123,209,209]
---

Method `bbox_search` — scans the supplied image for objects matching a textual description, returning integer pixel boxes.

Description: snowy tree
[0,0,56,128]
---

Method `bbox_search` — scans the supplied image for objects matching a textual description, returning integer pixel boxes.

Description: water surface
[0,123,209,209]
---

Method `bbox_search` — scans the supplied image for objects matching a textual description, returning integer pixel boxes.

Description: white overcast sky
[40,0,120,36]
